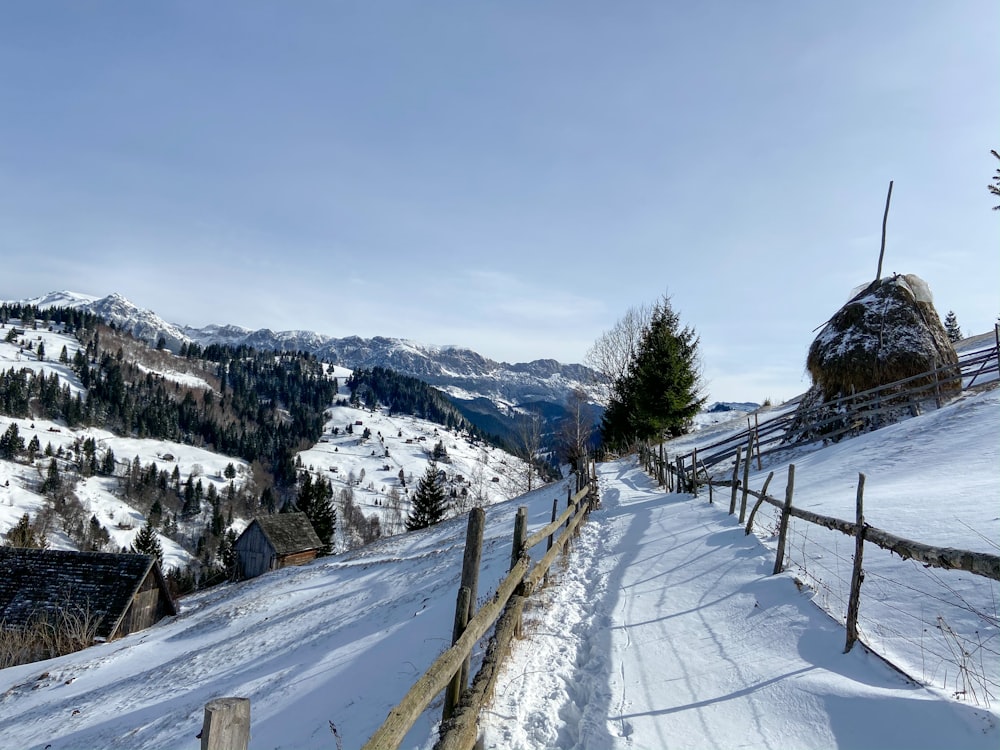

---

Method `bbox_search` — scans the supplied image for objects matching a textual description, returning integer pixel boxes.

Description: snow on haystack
[806,273,958,400]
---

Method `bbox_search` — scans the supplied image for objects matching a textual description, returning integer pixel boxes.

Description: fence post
[547,497,559,551]
[739,433,752,523]
[844,473,867,653]
[729,446,741,515]
[511,506,528,571]
[773,464,795,575]
[754,414,762,470]
[201,697,250,750]
[691,447,699,497]
[458,508,484,688]
[659,442,666,487]
[744,471,774,536]
[443,586,472,722]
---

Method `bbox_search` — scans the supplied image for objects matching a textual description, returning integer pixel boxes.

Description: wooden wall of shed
[235,523,277,579]
[276,549,319,569]
[118,571,173,639]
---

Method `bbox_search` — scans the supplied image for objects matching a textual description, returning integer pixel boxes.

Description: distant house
[234,513,323,580]
[0,548,176,641]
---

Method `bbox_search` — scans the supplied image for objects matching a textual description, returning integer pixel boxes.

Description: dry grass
[0,603,102,668]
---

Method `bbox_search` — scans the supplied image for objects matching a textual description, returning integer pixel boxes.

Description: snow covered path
[480,459,996,750]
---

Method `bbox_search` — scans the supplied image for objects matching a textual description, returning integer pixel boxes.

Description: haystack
[806,273,959,400]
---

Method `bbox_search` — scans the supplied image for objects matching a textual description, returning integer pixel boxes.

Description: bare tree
[585,301,655,403]
[557,387,594,473]
[510,412,543,494]
[467,449,491,508]
[990,149,1000,210]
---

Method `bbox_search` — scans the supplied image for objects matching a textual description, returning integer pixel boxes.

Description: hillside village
[0,309,537,598]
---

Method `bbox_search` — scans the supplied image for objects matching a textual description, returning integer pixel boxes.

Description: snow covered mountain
[13,291,602,426]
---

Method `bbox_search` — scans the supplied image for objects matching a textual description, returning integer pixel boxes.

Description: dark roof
[0,548,175,639]
[249,513,323,555]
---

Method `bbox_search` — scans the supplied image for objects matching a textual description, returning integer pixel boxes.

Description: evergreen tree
[217,529,238,577]
[296,472,336,554]
[131,518,164,565]
[432,440,448,462]
[0,423,24,459]
[600,295,704,449]
[26,434,40,462]
[41,458,62,496]
[944,310,963,343]
[4,512,47,548]
[406,461,448,531]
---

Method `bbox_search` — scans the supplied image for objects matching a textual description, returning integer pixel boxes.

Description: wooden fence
[665,333,1000,477]
[360,465,598,750]
[638,446,1000,660]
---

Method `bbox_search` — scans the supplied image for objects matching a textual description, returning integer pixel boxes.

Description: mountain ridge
[9,290,606,435]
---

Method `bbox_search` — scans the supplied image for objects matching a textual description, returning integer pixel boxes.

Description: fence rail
[361,466,597,750]
[682,336,999,474]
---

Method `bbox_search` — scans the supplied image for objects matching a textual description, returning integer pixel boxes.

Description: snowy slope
[481,460,996,750]
[481,385,1000,748]
[0,478,575,750]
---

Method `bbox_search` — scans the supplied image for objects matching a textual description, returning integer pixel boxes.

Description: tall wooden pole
[875,180,894,282]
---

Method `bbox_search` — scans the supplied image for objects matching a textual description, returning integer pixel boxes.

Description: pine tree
[944,310,963,343]
[131,518,164,565]
[4,512,47,548]
[600,295,704,449]
[0,423,24,459]
[296,472,336,554]
[406,461,448,531]
[41,458,62,496]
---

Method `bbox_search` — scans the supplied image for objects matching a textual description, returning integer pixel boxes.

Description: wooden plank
[360,557,531,750]
[744,471,774,536]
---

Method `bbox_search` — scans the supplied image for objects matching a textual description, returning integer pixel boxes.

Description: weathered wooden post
[658,442,666,487]
[739,433,752,524]
[744,471,774,536]
[729,446,741,515]
[691,447,699,497]
[443,585,472,721]
[754,414,762,470]
[201,697,250,750]
[547,496,559,551]
[844,473,867,653]
[511,506,528,571]
[458,508,484,683]
[773,464,795,575]
[565,486,573,528]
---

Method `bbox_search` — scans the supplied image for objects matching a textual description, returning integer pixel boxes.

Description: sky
[1,2,997,404]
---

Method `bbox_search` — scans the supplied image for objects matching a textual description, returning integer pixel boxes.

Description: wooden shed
[234,513,323,580]
[0,548,176,641]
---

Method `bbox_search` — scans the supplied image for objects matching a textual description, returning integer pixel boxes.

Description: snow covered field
[0,478,575,750]
[1,317,996,748]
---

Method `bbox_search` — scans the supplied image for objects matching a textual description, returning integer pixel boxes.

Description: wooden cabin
[0,548,176,641]
[234,513,323,580]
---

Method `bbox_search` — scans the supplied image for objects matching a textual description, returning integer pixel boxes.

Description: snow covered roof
[245,513,322,556]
